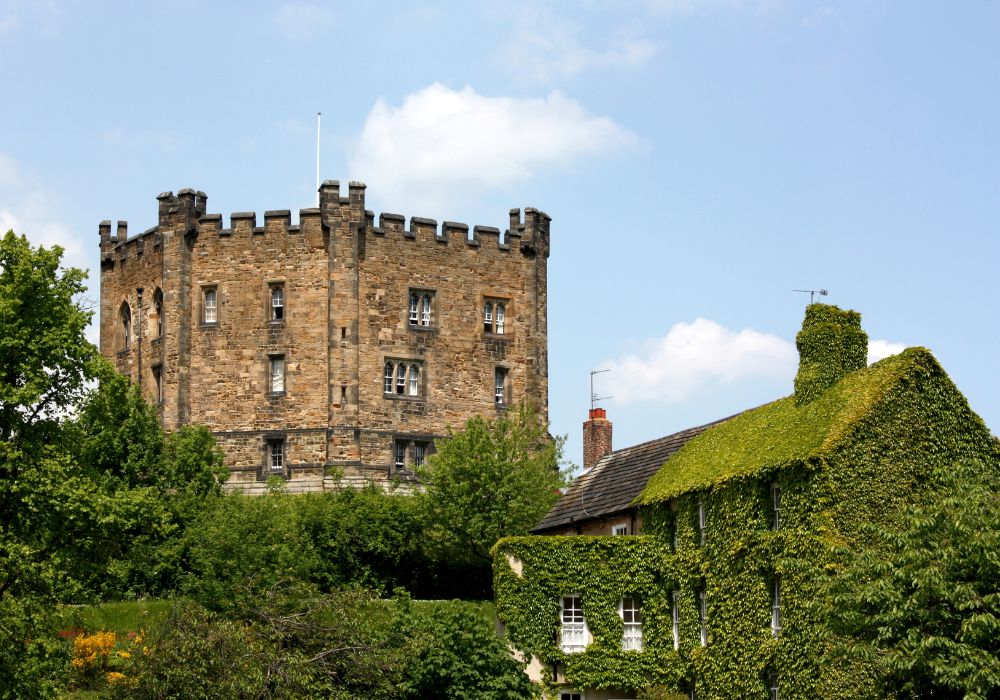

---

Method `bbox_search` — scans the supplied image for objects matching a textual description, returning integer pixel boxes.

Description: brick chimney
[583,408,613,470]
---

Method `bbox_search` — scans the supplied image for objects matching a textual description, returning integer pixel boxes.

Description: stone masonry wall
[99,182,550,489]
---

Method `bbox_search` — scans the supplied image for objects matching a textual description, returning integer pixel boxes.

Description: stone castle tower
[98,181,550,492]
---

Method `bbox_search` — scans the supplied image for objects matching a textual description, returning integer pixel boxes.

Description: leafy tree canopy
[829,459,1000,700]
[418,404,569,563]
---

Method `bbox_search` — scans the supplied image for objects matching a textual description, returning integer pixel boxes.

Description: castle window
[672,590,681,650]
[483,298,509,334]
[269,355,285,394]
[394,440,406,471]
[383,361,423,398]
[495,367,509,406]
[152,288,163,339]
[408,364,419,396]
[270,285,284,322]
[119,302,132,351]
[392,438,432,472]
[620,597,643,651]
[267,439,285,472]
[771,577,782,638]
[152,364,162,404]
[202,287,217,325]
[771,483,781,530]
[560,596,587,653]
[408,290,435,328]
[699,589,708,646]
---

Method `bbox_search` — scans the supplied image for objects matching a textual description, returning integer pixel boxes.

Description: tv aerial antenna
[590,369,612,410]
[793,288,829,304]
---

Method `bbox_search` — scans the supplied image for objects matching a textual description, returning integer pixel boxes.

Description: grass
[61,599,174,635]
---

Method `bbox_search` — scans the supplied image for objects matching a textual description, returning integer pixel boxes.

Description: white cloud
[349,83,636,213]
[868,339,905,364]
[602,319,797,404]
[274,2,334,40]
[0,153,87,273]
[500,15,658,82]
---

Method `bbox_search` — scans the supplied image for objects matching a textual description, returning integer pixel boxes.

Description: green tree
[418,404,568,564]
[829,459,1000,700]
[0,231,96,696]
[401,601,538,699]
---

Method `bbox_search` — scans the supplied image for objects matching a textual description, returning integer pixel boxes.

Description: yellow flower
[116,650,131,659]
[106,671,127,685]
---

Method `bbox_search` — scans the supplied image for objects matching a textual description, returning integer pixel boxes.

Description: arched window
[495,302,505,334]
[408,364,419,396]
[396,362,406,395]
[151,288,163,339]
[119,302,132,351]
[384,362,394,394]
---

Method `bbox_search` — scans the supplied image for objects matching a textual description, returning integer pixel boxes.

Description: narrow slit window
[394,440,406,471]
[698,499,707,547]
[672,590,681,650]
[203,288,217,324]
[483,301,493,333]
[699,590,708,646]
[120,303,132,351]
[495,367,508,405]
[152,289,163,338]
[771,577,782,638]
[495,302,505,334]
[270,355,285,394]
[271,286,284,321]
[152,366,162,404]
[771,483,781,530]
[769,673,779,700]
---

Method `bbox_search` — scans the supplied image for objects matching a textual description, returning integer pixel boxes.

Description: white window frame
[483,301,493,333]
[612,522,628,536]
[203,288,217,324]
[270,285,284,321]
[396,363,406,395]
[269,355,285,394]
[495,367,508,405]
[560,595,588,654]
[421,293,431,326]
[699,589,708,646]
[495,301,505,334]
[409,293,419,324]
[771,482,781,530]
[769,673,779,700]
[384,362,394,394]
[619,597,643,651]
[771,577,781,638]
[268,439,284,472]
[672,589,681,650]
[408,363,420,396]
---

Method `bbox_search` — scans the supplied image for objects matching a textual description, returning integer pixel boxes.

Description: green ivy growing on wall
[494,307,1000,699]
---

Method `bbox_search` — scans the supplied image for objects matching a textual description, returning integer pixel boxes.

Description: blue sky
[2,1,997,468]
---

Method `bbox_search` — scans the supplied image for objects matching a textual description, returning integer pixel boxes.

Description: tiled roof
[532,416,733,533]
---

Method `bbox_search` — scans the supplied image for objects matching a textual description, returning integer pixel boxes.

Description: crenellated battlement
[100,183,550,261]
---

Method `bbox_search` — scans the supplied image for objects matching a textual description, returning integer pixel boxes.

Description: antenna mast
[315,112,322,206]
[590,369,612,411]
[793,288,829,304]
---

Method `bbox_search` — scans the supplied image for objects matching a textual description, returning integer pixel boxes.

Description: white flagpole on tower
[316,112,322,206]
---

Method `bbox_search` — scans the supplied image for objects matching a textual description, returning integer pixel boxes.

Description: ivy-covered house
[493,305,999,700]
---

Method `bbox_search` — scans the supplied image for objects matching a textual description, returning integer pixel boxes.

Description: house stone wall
[98,182,549,490]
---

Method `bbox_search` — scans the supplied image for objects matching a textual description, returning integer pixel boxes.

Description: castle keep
[99,182,550,492]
